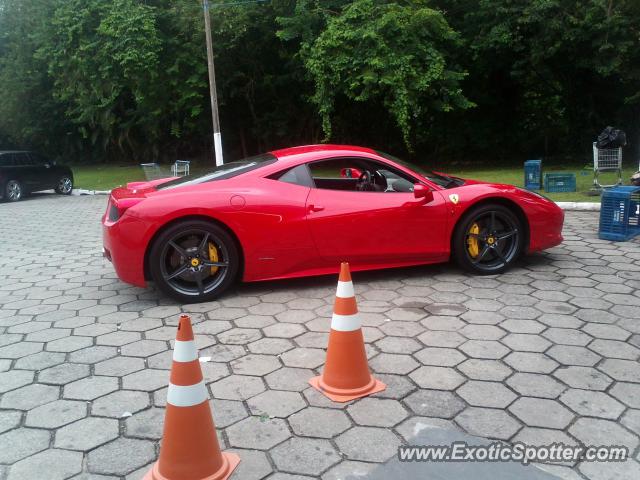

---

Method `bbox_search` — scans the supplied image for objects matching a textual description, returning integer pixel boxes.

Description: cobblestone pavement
[1,194,640,480]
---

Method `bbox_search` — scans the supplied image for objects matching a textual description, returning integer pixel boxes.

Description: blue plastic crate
[544,173,576,193]
[524,159,542,190]
[599,186,640,241]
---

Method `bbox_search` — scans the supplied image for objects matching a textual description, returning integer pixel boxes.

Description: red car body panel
[102,145,564,288]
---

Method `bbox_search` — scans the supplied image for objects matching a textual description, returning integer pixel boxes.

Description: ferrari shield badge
[449,194,459,204]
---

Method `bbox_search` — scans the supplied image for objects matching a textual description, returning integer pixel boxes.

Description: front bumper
[528,203,565,252]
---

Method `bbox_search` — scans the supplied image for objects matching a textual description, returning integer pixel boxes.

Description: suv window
[29,153,49,165]
[13,153,32,166]
[0,154,11,167]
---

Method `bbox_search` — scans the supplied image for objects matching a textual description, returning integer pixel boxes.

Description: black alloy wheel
[453,204,523,274]
[5,180,23,202]
[56,176,73,195]
[149,220,239,302]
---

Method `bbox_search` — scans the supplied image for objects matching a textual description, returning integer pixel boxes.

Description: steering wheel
[356,170,374,191]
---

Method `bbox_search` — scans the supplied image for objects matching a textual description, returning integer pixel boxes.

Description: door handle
[308,204,324,212]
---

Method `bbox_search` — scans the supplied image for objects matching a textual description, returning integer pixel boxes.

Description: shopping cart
[172,160,190,177]
[592,142,623,189]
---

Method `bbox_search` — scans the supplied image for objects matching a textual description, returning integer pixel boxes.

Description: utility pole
[202,0,223,166]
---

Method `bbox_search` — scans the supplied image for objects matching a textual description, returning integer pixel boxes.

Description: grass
[73,164,212,191]
[72,162,638,202]
[447,165,637,202]
[73,165,145,191]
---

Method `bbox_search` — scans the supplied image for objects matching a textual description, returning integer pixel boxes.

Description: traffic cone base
[309,375,386,403]
[144,452,240,480]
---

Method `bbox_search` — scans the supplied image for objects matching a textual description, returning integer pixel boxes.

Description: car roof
[259,144,441,188]
[271,144,376,159]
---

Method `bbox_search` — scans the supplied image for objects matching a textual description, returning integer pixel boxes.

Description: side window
[308,158,417,193]
[308,159,355,181]
[16,153,32,166]
[272,164,314,188]
[375,168,416,193]
[29,153,48,165]
[2,154,16,166]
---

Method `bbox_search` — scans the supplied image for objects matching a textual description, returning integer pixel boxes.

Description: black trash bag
[597,126,627,149]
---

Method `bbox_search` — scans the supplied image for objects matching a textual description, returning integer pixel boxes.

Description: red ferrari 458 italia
[103,145,564,302]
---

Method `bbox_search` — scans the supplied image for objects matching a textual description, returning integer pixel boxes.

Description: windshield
[157,153,277,190]
[375,150,461,188]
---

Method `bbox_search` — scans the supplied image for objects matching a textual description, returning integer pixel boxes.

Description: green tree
[40,0,161,160]
[281,0,472,149]
[211,1,318,153]
[1,0,639,164]
[0,0,69,154]
[435,0,640,158]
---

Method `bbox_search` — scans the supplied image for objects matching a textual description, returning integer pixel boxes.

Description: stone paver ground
[1,194,640,480]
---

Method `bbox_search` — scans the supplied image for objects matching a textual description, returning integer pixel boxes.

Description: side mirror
[413,183,434,202]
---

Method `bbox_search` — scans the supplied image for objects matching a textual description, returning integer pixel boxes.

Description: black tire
[453,203,523,275]
[5,180,23,202]
[55,175,73,195]
[149,220,239,303]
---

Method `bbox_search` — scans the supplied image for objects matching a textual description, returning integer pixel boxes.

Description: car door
[0,153,17,193]
[239,165,316,280]
[12,152,42,191]
[305,158,449,264]
[10,153,38,191]
[28,153,56,189]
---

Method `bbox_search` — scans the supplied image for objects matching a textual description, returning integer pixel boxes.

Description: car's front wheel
[149,220,239,303]
[453,203,524,274]
[5,180,23,202]
[55,175,73,195]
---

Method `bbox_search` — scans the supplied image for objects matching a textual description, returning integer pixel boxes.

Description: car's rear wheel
[453,203,523,274]
[55,175,73,195]
[5,180,23,202]
[149,220,239,303]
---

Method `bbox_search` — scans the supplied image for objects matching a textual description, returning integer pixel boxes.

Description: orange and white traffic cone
[309,262,386,402]
[144,314,239,480]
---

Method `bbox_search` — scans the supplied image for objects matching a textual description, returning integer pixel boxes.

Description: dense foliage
[0,0,638,164]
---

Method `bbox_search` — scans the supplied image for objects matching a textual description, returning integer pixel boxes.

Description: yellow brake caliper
[467,223,480,258]
[208,242,219,275]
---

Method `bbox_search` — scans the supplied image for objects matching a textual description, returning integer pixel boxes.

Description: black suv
[0,151,74,202]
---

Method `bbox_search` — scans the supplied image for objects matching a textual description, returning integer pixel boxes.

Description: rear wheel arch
[144,215,244,282]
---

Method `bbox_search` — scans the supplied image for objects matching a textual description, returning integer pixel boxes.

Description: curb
[556,202,600,211]
[72,189,110,196]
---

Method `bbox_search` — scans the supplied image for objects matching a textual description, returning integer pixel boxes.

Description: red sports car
[103,145,564,302]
